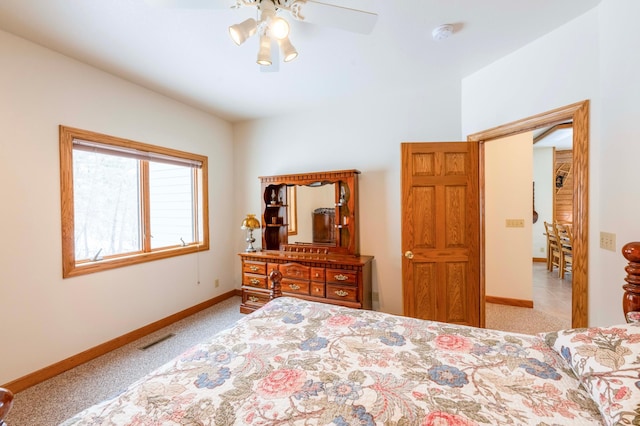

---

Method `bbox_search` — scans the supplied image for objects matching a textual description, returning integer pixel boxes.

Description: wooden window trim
[59,125,209,278]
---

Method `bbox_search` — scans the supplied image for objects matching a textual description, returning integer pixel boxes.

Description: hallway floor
[484,261,572,334]
[532,260,572,324]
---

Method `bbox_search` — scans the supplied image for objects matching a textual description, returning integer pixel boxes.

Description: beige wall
[485,132,534,301]
[0,29,235,385]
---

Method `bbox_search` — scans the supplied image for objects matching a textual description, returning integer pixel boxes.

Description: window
[60,126,209,277]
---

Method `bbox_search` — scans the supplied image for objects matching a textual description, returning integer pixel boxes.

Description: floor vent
[140,333,175,350]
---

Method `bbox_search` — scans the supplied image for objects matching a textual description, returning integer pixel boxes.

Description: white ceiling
[0,0,601,122]
[534,126,573,150]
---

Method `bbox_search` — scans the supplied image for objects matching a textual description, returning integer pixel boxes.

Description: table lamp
[241,214,260,252]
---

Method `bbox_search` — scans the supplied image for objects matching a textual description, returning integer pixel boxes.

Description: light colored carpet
[485,302,571,335]
[5,296,244,426]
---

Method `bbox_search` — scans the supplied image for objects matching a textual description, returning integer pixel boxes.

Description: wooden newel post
[622,242,640,321]
[269,269,283,300]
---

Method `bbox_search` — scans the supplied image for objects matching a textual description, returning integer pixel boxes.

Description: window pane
[73,150,141,260]
[149,162,195,249]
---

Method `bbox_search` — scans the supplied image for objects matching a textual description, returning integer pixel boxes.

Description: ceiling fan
[145,0,378,68]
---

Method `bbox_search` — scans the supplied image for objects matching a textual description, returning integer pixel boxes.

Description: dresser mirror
[259,170,360,255]
[290,183,335,244]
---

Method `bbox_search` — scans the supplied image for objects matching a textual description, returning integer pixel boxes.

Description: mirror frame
[259,170,360,255]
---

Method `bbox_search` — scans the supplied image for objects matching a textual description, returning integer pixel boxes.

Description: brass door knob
[404,251,414,259]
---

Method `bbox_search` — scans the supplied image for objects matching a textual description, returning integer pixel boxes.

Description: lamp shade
[278,36,298,62]
[256,34,272,65]
[229,18,257,46]
[241,214,260,230]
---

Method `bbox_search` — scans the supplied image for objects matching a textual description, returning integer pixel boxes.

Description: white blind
[73,138,203,169]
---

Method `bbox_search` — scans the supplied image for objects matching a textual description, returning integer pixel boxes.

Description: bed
[4,243,640,426]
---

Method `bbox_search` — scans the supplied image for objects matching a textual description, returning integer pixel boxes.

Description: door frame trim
[467,100,589,328]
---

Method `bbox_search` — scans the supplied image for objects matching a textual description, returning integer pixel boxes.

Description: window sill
[63,243,209,278]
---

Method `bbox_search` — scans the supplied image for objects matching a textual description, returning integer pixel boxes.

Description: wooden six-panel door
[401,142,480,326]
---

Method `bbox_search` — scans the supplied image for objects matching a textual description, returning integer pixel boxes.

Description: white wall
[0,30,235,384]
[234,81,463,315]
[533,148,554,257]
[485,133,533,301]
[596,0,640,324]
[463,1,640,326]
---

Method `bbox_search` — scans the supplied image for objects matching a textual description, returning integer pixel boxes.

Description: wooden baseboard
[532,257,546,263]
[2,289,242,393]
[486,295,534,309]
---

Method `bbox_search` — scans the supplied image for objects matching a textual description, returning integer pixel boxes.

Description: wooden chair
[557,222,573,279]
[544,221,561,272]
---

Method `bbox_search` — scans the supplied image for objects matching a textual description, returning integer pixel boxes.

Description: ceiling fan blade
[144,0,237,9]
[293,0,378,34]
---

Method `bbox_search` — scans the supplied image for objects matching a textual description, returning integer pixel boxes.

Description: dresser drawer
[267,262,280,274]
[310,282,325,297]
[280,263,310,280]
[243,261,266,275]
[243,289,271,308]
[243,273,267,289]
[281,278,310,295]
[326,269,358,285]
[326,284,358,302]
[310,267,325,282]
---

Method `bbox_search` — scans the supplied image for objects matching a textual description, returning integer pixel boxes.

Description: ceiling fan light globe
[269,17,290,40]
[278,37,298,62]
[283,51,298,62]
[257,34,272,66]
[228,18,257,46]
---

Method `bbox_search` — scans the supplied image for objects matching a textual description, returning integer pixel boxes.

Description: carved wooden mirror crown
[259,170,360,255]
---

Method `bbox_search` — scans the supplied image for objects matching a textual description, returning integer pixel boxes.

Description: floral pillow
[541,322,640,426]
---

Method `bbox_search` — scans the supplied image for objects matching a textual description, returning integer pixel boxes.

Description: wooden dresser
[239,250,373,314]
[240,169,373,313]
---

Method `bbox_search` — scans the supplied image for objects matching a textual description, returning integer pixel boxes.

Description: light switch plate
[600,232,616,252]
[505,219,525,228]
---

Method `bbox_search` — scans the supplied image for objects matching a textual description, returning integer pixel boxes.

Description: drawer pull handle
[250,279,261,285]
[249,266,259,272]
[248,296,259,302]
[334,274,349,281]
[289,284,300,290]
[335,290,349,297]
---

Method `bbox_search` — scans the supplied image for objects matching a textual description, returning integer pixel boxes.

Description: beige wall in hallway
[485,132,534,301]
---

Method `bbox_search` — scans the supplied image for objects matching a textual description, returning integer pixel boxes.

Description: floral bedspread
[61,297,603,425]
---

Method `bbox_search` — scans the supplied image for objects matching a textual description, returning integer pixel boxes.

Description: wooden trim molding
[2,290,241,393]
[469,100,589,329]
[486,295,534,309]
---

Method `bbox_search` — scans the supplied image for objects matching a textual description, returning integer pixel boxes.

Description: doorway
[468,100,589,328]
[533,125,574,328]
